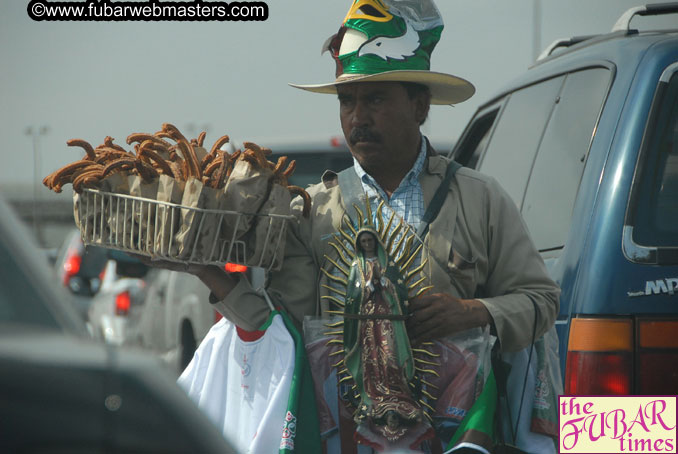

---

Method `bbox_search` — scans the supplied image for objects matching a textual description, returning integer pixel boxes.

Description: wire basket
[75,188,293,270]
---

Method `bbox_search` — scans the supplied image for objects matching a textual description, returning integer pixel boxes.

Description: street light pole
[25,125,49,245]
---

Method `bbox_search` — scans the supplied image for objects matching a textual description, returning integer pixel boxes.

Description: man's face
[337,82,426,176]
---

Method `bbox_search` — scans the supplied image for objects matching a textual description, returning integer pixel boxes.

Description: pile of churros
[43,123,311,267]
[42,122,311,215]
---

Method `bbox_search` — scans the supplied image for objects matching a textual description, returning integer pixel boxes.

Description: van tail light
[62,254,82,285]
[637,319,678,394]
[565,317,632,395]
[214,310,223,323]
[115,291,131,316]
[224,263,247,273]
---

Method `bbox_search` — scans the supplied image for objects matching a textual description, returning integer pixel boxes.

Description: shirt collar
[352,135,427,191]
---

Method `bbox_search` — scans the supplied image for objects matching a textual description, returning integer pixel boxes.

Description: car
[88,250,221,374]
[52,229,109,320]
[0,194,236,453]
[449,3,678,395]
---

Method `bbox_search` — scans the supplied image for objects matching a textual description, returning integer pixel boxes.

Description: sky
[1,0,670,194]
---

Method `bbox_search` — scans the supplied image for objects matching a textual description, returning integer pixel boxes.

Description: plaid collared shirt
[352,137,427,234]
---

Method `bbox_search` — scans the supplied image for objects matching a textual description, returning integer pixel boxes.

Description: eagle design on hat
[357,21,420,61]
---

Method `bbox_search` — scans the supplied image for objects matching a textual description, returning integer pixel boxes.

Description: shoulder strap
[416,160,462,238]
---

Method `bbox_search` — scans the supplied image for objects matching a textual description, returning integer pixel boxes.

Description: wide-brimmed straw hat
[290,0,475,105]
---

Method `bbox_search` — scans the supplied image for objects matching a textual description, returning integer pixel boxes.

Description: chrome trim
[660,62,678,83]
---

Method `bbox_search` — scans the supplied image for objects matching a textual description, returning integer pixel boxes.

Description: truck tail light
[565,317,632,395]
[115,291,131,316]
[637,319,678,394]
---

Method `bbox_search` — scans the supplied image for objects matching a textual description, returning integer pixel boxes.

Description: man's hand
[135,255,207,276]
[134,255,237,301]
[406,293,492,346]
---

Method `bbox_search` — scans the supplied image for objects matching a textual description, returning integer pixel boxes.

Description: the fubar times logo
[559,396,677,453]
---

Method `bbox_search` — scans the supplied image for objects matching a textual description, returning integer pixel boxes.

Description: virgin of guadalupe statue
[342,227,425,442]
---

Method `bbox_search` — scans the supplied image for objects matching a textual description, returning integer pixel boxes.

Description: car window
[631,68,678,248]
[0,247,60,328]
[521,68,611,250]
[477,76,565,206]
[452,107,500,168]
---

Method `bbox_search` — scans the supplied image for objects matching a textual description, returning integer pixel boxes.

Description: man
[194,1,557,352]
[176,0,560,451]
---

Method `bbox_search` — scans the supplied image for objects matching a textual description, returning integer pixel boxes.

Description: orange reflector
[568,318,632,351]
[639,320,678,348]
[224,263,248,273]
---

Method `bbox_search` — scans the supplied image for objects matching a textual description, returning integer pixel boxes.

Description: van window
[452,107,499,168]
[478,76,564,206]
[632,70,678,248]
[521,68,611,250]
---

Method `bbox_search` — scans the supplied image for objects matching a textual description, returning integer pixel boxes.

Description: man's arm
[407,175,559,352]
[478,177,560,352]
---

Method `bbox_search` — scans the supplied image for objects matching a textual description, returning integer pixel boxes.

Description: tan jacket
[214,153,560,352]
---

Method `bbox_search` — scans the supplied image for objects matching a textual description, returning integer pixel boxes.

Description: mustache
[349,127,381,145]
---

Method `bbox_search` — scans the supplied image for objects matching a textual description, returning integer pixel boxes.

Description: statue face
[386,411,400,430]
[359,232,377,255]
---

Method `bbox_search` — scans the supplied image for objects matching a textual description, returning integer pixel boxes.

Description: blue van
[450,4,678,395]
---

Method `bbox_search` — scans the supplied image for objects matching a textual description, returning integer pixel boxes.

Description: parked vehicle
[449,4,678,395]
[0,194,236,453]
[52,229,108,320]
[54,229,108,296]
[88,250,221,374]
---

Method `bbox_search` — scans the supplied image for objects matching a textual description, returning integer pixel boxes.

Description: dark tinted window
[452,107,499,168]
[633,70,678,247]
[478,76,564,205]
[522,68,610,250]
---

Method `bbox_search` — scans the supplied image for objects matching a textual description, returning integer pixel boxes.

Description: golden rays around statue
[318,198,443,445]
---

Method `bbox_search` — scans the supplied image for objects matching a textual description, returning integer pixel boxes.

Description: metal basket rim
[81,188,295,220]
